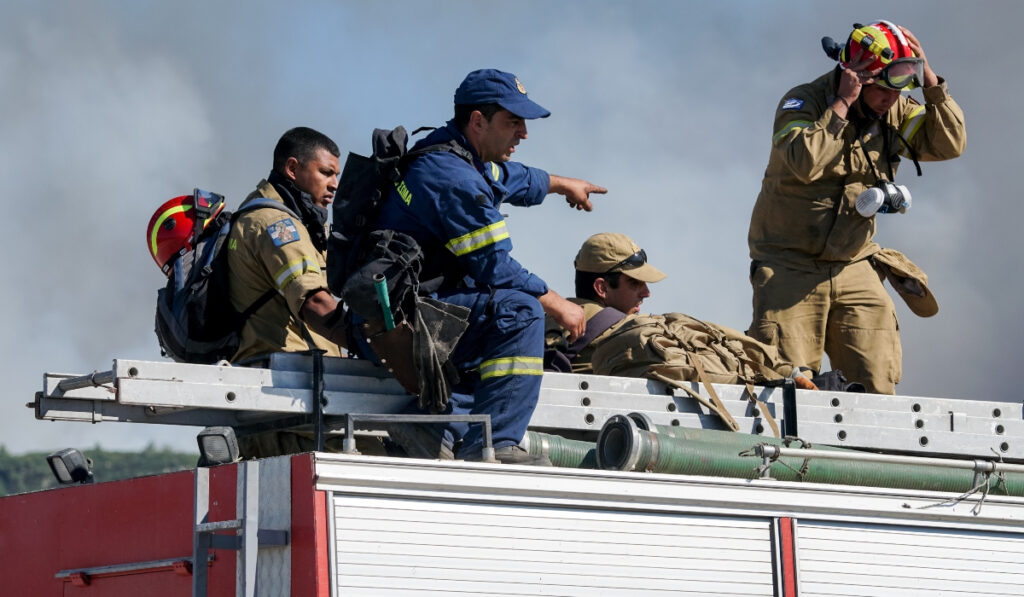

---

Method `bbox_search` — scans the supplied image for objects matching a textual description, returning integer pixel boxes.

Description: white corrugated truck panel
[796,520,1024,597]
[332,494,776,596]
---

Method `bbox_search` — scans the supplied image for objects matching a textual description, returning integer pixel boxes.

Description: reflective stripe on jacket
[227,180,341,362]
[376,121,551,296]
[748,68,966,271]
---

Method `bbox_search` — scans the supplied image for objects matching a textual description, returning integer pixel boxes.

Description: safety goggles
[604,249,647,274]
[875,58,924,90]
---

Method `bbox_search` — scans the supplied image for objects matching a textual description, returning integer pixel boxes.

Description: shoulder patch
[266,218,300,247]
[781,98,805,111]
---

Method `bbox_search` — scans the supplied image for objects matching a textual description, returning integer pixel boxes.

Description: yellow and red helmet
[839,21,922,90]
[146,189,226,274]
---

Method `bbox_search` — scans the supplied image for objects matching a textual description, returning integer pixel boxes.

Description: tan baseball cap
[574,233,667,283]
[871,248,938,318]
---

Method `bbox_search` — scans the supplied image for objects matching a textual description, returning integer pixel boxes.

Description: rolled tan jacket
[545,299,799,384]
[748,68,966,271]
[227,180,341,363]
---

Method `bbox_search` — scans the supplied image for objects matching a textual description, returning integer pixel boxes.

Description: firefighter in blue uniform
[375,69,606,465]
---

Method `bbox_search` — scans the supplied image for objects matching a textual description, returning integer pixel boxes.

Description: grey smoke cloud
[3,1,1021,455]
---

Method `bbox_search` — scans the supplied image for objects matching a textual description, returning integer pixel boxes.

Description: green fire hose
[523,431,598,469]
[596,413,1024,496]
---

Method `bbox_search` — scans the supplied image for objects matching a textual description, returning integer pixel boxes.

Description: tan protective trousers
[748,258,901,394]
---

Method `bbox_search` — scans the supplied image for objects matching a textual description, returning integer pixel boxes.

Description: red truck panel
[0,466,244,596]
[1,454,328,596]
[290,453,329,597]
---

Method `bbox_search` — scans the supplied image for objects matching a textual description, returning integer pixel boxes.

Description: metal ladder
[33,353,1024,461]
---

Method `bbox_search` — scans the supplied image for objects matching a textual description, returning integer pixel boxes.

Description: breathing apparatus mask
[852,128,920,218]
[855,180,912,217]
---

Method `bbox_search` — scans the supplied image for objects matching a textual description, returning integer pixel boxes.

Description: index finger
[569,196,593,212]
[587,185,608,195]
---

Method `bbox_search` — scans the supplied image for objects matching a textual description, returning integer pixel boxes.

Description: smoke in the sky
[3,0,1021,455]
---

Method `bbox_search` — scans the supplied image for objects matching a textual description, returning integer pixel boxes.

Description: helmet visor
[878,58,924,90]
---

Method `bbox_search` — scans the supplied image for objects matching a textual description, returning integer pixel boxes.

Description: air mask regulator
[855,181,912,216]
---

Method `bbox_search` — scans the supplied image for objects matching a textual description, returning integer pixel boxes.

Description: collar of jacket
[436,120,514,198]
[266,170,328,252]
[441,120,496,171]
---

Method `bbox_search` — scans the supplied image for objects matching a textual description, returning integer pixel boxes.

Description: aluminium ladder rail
[32,352,1024,461]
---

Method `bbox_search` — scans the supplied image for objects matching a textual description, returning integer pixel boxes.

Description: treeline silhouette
[0,444,195,496]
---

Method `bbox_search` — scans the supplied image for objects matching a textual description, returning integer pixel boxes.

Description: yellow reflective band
[899,105,927,145]
[489,162,500,181]
[149,204,191,258]
[445,220,510,256]
[394,180,412,205]
[479,356,544,380]
[772,120,812,146]
[274,257,320,290]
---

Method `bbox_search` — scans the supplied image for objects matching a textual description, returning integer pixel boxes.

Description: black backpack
[326,126,471,296]
[154,190,298,364]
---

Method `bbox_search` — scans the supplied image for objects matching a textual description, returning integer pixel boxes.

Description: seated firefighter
[545,233,832,431]
[226,127,365,458]
[228,127,349,366]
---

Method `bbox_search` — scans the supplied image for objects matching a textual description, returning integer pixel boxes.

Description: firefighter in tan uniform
[228,127,352,456]
[747,21,965,394]
[228,127,349,364]
[229,179,342,363]
[545,233,819,392]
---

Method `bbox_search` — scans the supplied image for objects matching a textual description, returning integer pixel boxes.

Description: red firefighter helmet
[839,20,922,90]
[146,189,226,274]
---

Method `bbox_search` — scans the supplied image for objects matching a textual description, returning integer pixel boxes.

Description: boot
[465,445,552,467]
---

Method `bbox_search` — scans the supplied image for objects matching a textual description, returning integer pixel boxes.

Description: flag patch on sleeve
[267,219,300,247]
[781,98,804,110]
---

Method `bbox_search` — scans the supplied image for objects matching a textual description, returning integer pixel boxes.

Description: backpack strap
[689,356,741,431]
[682,316,780,437]
[393,125,474,173]
[242,197,326,351]
[238,288,277,321]
[230,197,304,326]
[404,139,474,169]
[566,307,627,359]
[543,306,626,373]
[235,197,301,220]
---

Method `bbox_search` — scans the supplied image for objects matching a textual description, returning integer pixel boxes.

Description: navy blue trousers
[438,288,544,455]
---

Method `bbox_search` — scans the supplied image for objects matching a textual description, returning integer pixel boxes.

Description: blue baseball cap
[454,69,551,119]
